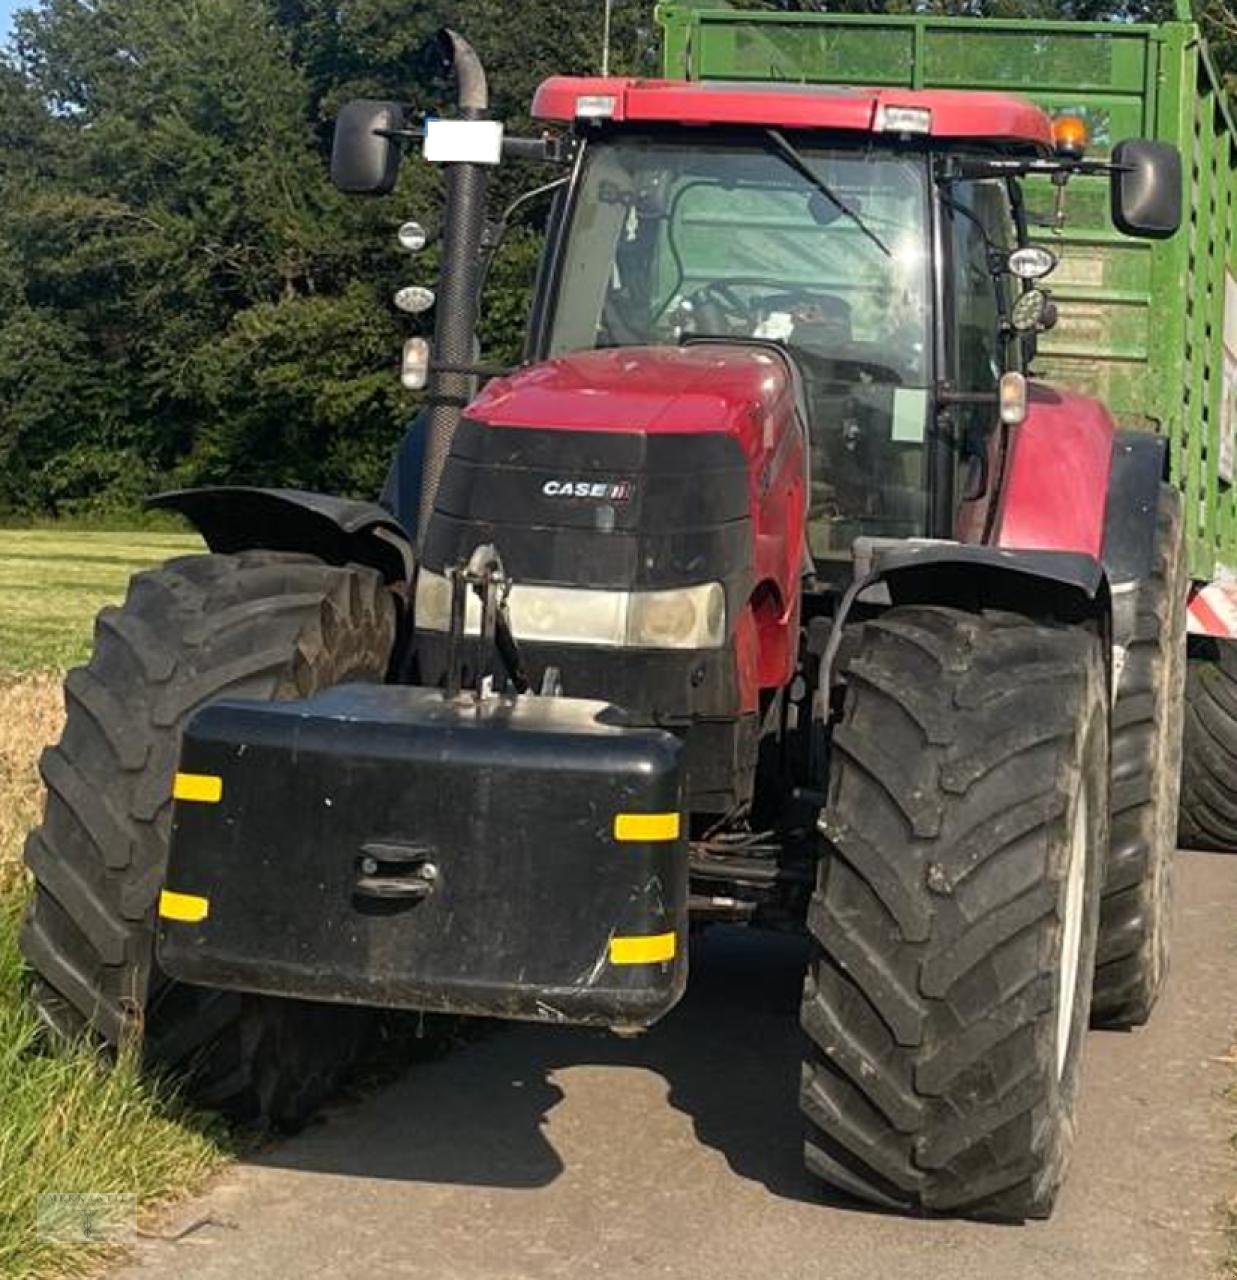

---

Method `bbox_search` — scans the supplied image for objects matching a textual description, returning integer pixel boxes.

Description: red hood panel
[467,346,794,459]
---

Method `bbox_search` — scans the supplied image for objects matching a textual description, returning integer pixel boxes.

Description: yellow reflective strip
[613,812,681,843]
[609,931,677,966]
[159,890,210,923]
[173,772,223,804]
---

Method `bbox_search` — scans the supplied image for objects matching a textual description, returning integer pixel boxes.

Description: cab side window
[949,181,1012,391]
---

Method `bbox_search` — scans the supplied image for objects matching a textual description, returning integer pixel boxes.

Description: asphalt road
[116,852,1237,1280]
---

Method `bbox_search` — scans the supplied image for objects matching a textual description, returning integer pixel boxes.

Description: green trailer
[659,0,1237,585]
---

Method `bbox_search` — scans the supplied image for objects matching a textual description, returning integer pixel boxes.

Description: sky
[0,1,20,44]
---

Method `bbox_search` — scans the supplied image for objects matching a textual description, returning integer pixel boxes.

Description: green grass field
[0,530,201,672]
[0,529,227,1280]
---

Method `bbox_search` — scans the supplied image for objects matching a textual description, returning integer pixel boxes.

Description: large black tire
[802,607,1109,1220]
[21,551,398,1129]
[1091,485,1187,1027]
[1178,642,1237,852]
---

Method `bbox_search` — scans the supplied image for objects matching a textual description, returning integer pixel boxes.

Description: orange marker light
[1053,115,1089,160]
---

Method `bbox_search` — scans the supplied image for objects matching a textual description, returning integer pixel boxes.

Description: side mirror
[331,99,407,195]
[1111,139,1183,240]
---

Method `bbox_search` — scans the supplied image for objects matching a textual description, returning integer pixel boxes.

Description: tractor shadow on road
[254,926,837,1207]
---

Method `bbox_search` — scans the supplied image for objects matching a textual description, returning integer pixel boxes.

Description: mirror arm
[502,134,577,164]
[429,360,512,380]
[952,156,1125,183]
[937,386,998,408]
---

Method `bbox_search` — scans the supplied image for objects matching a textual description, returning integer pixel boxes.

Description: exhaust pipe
[418,29,491,543]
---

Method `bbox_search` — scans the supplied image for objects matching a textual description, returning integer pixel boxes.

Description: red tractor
[22,30,1185,1221]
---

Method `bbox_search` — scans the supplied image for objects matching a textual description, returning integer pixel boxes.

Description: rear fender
[993,405,1166,654]
[1099,431,1170,657]
[989,392,1168,589]
[148,488,415,585]
[1100,431,1169,587]
[991,385,1116,559]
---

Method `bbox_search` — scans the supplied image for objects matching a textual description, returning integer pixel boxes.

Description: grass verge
[0,674,62,899]
[0,893,230,1280]
[0,532,228,1280]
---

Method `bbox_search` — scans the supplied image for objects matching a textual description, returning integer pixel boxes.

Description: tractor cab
[320,63,1183,820]
[519,79,1173,570]
[541,124,931,560]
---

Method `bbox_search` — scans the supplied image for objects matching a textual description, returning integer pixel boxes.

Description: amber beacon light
[1053,115,1089,159]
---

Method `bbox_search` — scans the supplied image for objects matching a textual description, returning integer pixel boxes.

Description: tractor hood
[417,340,809,726]
[420,343,805,598]
[466,345,796,462]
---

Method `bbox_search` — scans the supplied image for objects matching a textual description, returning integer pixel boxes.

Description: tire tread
[21,551,397,1127]
[801,606,1108,1219]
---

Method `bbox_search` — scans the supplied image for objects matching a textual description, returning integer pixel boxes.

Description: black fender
[1099,430,1170,653]
[1101,430,1168,587]
[873,544,1109,622]
[822,542,1111,692]
[147,488,415,585]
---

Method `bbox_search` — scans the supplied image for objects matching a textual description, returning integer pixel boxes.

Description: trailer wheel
[21,551,398,1129]
[802,607,1108,1220]
[1178,643,1237,852]
[1091,485,1187,1027]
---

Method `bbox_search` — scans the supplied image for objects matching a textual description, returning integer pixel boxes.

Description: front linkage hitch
[442,544,532,700]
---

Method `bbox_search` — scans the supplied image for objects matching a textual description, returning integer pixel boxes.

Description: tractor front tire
[1178,641,1237,852]
[802,607,1108,1220]
[1091,484,1187,1027]
[21,551,397,1129]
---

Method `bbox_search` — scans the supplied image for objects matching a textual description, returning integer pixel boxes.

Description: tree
[0,0,415,513]
[1197,1,1237,90]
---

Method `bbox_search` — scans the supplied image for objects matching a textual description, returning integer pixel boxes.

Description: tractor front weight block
[157,686,688,1030]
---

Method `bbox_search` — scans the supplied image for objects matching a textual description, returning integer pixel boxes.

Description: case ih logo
[542,479,634,503]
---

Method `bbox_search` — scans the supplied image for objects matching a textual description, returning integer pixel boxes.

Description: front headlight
[626,585,726,649]
[415,573,726,651]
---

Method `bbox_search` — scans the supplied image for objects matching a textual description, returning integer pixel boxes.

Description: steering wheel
[688,280,850,336]
[686,281,760,335]
[794,344,906,387]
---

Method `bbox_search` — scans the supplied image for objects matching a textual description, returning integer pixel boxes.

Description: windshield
[546,132,934,557]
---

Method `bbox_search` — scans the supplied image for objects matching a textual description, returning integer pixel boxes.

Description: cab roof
[532,77,1055,152]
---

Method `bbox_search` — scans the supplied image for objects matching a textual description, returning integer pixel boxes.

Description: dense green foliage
[0,0,1230,515]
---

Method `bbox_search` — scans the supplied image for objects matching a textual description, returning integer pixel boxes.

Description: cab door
[947,179,1018,544]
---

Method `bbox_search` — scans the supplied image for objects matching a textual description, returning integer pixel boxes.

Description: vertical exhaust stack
[419,29,491,544]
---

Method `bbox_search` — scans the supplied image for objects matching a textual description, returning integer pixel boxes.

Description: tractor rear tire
[1091,485,1187,1027]
[802,607,1108,1220]
[1178,642,1237,852]
[21,551,398,1130]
